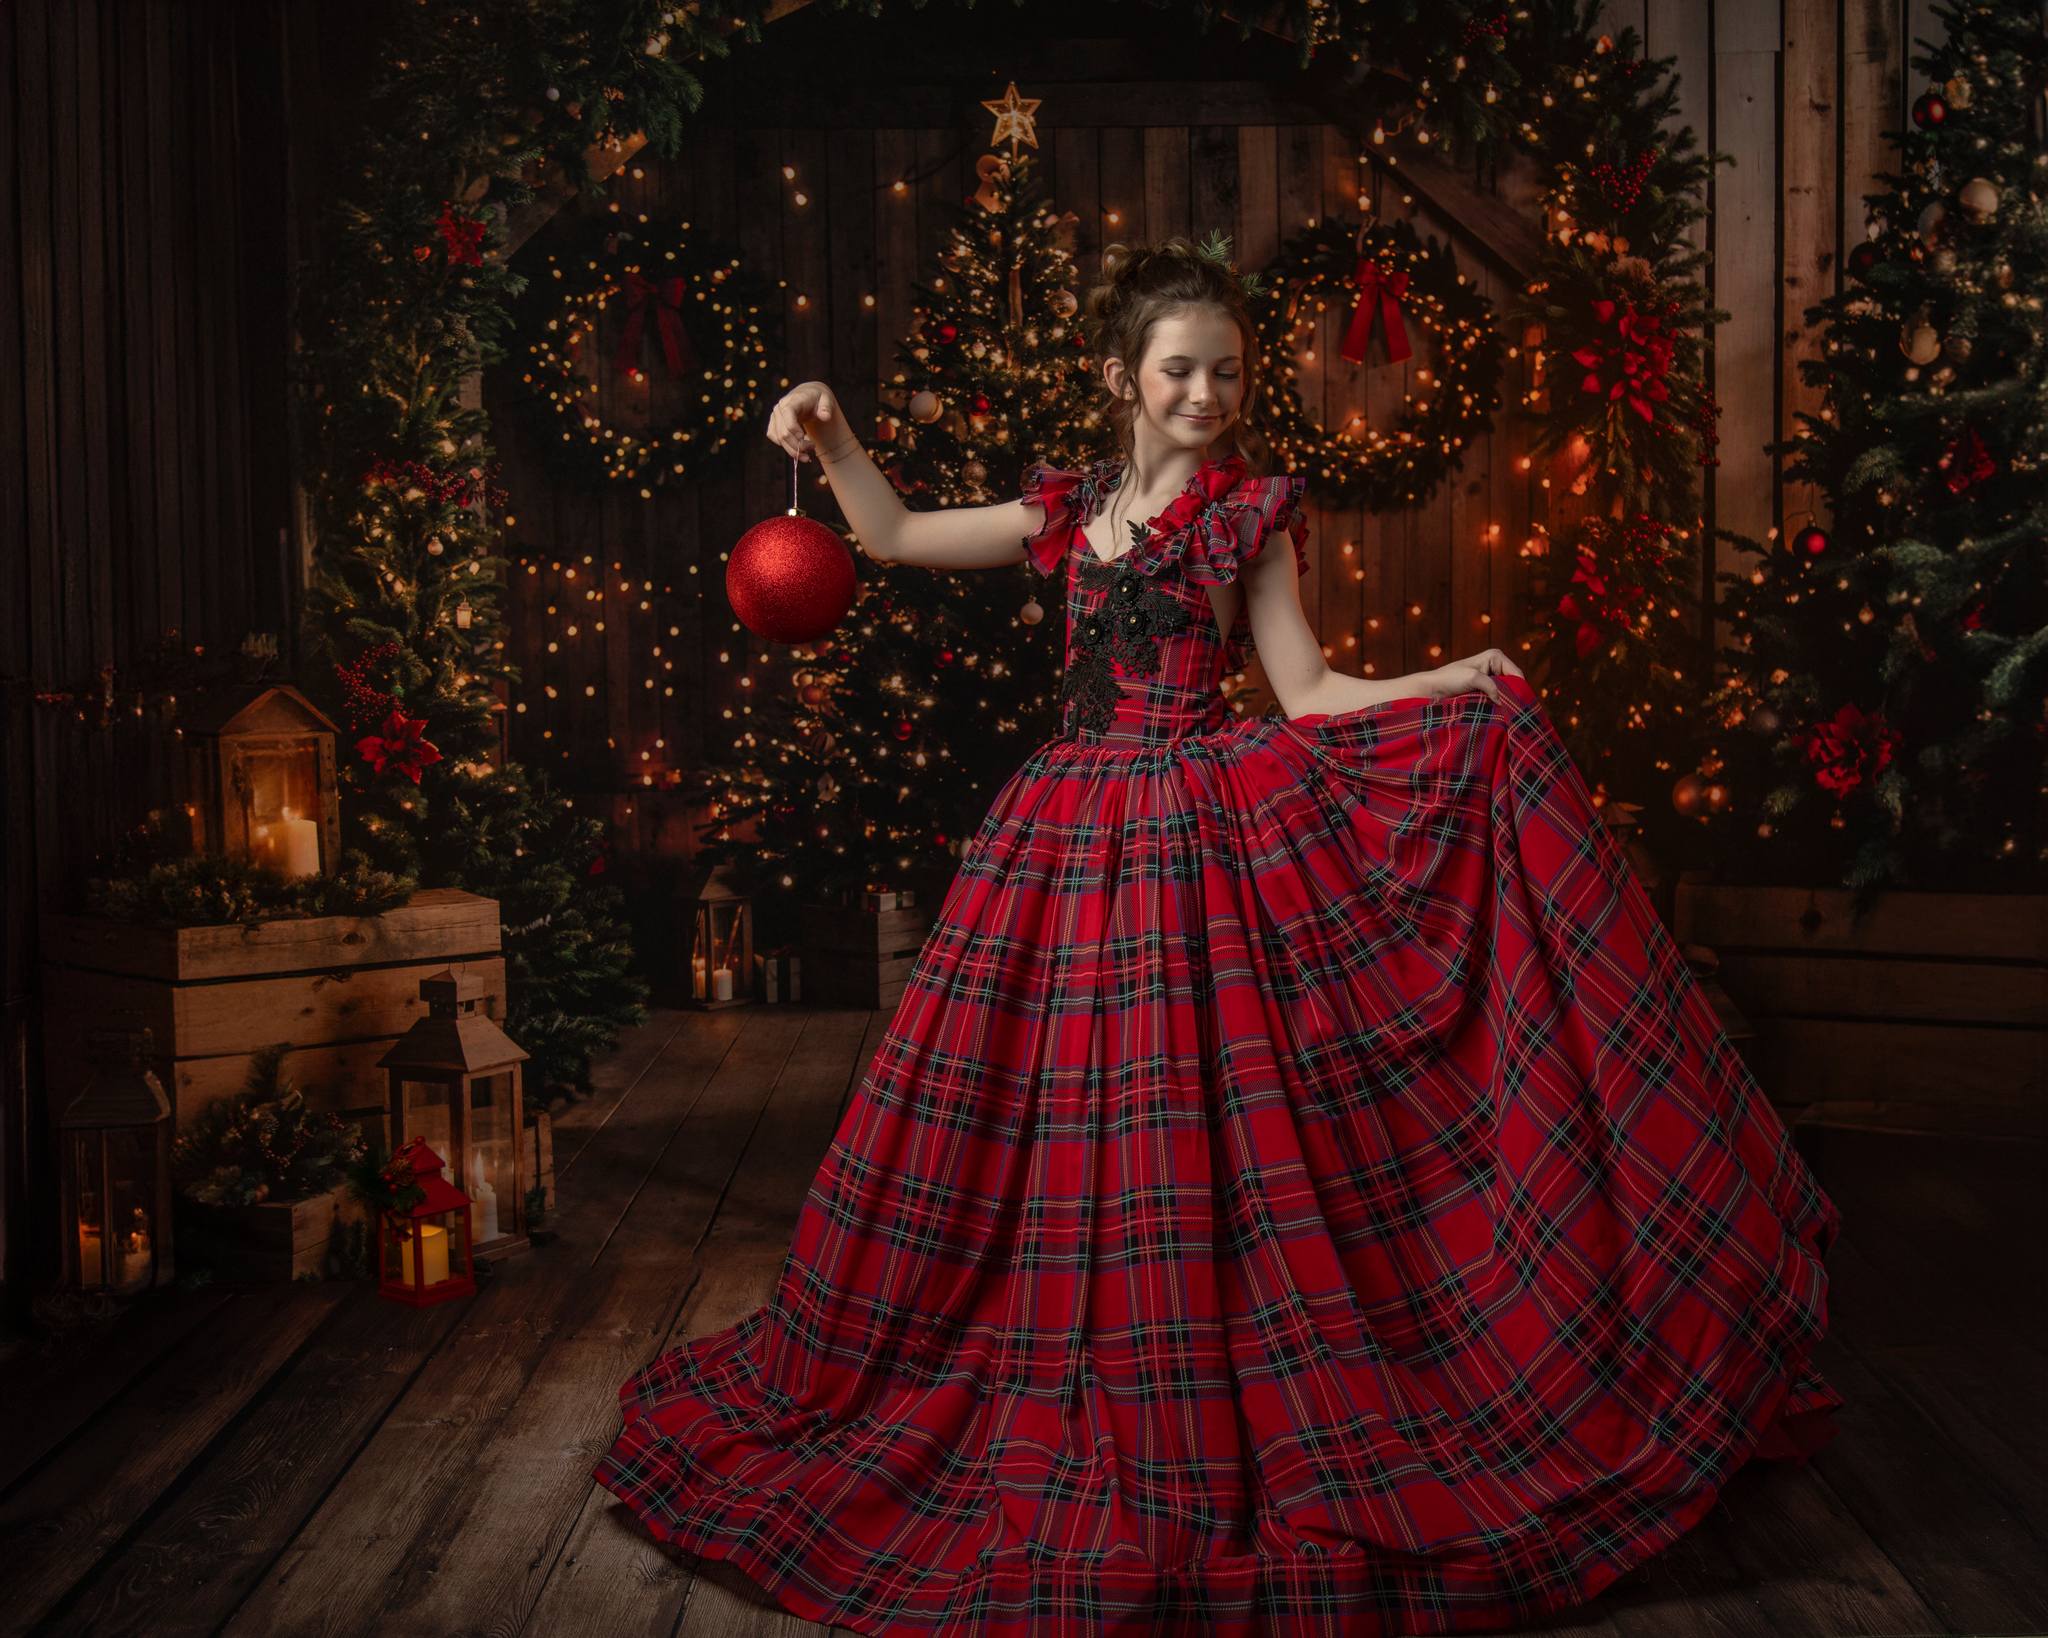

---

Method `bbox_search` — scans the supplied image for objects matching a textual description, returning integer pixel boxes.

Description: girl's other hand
[1415,648,1525,707]
[767,381,845,462]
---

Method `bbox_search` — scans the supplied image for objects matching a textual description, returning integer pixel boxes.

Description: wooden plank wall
[0,0,296,1303]
[490,0,1947,854]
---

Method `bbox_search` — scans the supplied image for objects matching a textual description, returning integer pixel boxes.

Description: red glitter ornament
[727,512,857,644]
[1793,524,1831,556]
[1911,91,1948,129]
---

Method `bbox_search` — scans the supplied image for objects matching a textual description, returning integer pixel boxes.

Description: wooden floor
[2,1004,2044,1637]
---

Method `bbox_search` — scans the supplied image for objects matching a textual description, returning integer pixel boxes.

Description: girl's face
[1106,305,1247,456]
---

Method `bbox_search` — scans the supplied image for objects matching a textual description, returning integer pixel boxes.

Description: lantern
[375,1138,476,1306]
[59,1028,174,1295]
[181,682,341,878]
[688,862,754,1008]
[377,969,530,1257]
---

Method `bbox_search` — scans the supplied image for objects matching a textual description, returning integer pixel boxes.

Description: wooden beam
[487,132,650,264]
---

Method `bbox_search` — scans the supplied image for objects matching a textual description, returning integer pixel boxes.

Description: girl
[594,235,1842,1637]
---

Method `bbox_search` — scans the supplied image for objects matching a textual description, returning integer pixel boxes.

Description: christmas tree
[295,3,671,1100]
[1704,0,2047,895]
[691,117,1105,928]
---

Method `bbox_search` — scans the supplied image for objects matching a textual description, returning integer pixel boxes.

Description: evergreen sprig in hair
[1192,228,1264,300]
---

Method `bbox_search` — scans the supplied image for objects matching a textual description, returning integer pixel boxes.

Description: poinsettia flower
[356,709,444,784]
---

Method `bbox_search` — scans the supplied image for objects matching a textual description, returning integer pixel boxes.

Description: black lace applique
[1060,522,1191,737]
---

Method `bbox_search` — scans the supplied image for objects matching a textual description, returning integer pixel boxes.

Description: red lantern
[375,1139,476,1307]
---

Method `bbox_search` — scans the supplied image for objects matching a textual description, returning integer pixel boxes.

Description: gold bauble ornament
[1020,596,1045,625]
[1052,288,1078,318]
[1959,176,2001,222]
[1917,199,1949,241]
[1671,773,1706,817]
[1703,781,1730,813]
[1900,323,1941,365]
[964,458,987,484]
[1945,74,1974,108]
[909,389,943,424]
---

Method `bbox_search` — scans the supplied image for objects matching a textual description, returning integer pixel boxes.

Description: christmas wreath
[515,216,784,497]
[1250,216,1503,511]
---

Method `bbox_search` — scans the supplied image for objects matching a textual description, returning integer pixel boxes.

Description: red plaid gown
[594,452,1844,1635]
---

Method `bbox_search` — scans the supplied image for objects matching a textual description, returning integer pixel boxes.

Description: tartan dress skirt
[593,457,1843,1636]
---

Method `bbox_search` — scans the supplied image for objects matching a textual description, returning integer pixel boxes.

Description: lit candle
[273,806,320,877]
[712,966,733,1001]
[398,1221,451,1287]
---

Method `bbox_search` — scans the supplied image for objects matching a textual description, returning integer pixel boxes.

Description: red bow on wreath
[356,709,444,784]
[1340,260,1413,365]
[613,269,697,381]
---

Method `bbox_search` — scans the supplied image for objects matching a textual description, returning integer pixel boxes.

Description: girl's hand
[1415,648,1525,707]
[767,381,845,462]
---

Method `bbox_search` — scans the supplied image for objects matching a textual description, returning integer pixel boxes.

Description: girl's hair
[1081,234,1274,480]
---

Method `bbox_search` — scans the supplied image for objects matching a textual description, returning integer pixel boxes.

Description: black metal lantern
[377,970,531,1258]
[59,1028,174,1295]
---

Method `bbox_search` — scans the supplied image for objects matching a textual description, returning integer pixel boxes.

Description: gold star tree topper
[981,82,1042,158]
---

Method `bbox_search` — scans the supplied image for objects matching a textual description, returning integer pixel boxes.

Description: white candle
[712,966,733,1001]
[398,1222,451,1287]
[273,808,320,877]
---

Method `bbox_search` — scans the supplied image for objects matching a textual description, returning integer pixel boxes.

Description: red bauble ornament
[727,512,857,643]
[1847,240,1881,279]
[1911,91,1948,129]
[1793,524,1831,556]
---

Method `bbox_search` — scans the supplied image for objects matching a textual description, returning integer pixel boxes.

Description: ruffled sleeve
[1018,461,1083,576]
[1175,472,1311,584]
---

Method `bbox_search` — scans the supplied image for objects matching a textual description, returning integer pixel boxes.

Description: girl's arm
[1239,531,1524,716]
[769,379,1039,571]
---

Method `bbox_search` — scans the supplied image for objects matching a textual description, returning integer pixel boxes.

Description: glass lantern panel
[236,742,324,876]
[396,1078,455,1159]
[691,906,713,1001]
[72,1132,107,1289]
[466,1073,518,1243]
[108,1126,158,1295]
[444,1208,472,1278]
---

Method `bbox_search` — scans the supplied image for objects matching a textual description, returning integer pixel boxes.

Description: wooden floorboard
[526,1006,880,1638]
[5,1008,2043,1637]
[0,1285,233,1498]
[37,1292,466,1637]
[0,1284,343,1631]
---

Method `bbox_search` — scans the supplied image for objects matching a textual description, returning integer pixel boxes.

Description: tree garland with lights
[1701,0,2047,897]
[1251,216,1503,510]
[1481,21,1721,824]
[514,214,783,495]
[289,0,713,1098]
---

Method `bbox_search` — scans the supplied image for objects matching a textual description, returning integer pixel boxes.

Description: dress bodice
[1019,453,1311,746]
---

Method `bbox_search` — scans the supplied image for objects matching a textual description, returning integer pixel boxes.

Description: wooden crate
[178,1184,369,1282]
[800,899,931,1011]
[41,888,505,1128]
[1673,878,2048,1139]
